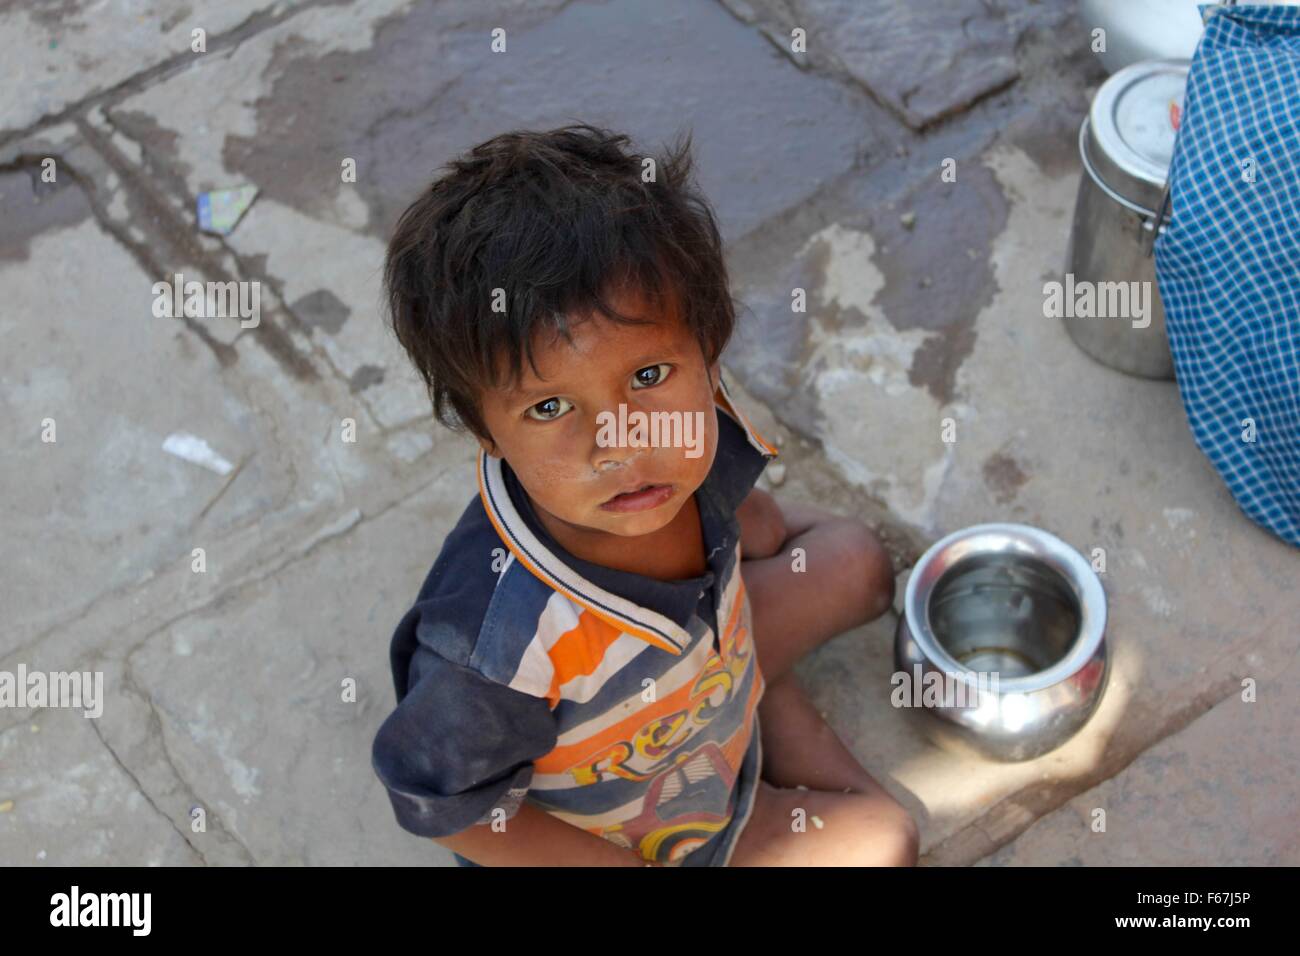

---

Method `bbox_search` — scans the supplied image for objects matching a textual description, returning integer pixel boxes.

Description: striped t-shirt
[371,373,779,866]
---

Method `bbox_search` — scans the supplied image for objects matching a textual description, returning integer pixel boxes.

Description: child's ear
[476,432,501,458]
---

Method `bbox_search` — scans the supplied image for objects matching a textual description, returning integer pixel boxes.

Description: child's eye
[524,396,573,422]
[631,364,672,389]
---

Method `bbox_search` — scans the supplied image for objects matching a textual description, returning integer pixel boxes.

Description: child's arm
[434,802,656,866]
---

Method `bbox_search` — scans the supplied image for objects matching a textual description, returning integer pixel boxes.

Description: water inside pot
[927,553,1082,680]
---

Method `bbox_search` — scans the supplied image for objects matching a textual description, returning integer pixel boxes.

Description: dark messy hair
[383,123,736,444]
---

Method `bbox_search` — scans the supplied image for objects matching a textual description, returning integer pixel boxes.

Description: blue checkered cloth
[1154,4,1300,548]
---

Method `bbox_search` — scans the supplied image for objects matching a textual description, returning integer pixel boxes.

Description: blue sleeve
[371,643,558,838]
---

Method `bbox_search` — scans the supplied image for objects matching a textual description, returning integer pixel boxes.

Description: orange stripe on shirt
[533,648,731,778]
[543,609,626,708]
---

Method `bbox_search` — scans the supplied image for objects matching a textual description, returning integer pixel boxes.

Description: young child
[371,124,918,867]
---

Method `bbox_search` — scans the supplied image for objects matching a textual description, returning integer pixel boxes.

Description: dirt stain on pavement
[0,165,91,263]
[871,161,1009,405]
[220,1,571,238]
[982,450,1029,504]
[291,288,351,334]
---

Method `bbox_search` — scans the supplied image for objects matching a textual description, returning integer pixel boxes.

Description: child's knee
[821,518,895,623]
[873,811,920,867]
[851,797,920,867]
[890,806,921,866]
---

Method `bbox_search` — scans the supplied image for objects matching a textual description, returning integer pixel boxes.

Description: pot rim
[1086,57,1189,193]
[902,522,1107,693]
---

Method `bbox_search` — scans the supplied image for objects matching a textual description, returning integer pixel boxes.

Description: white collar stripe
[478,451,691,653]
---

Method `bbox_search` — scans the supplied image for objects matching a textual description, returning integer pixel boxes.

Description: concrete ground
[1,0,1295,867]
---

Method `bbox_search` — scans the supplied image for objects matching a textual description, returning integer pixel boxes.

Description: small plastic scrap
[197,185,258,235]
[162,432,234,476]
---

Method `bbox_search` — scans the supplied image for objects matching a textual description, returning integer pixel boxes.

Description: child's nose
[592,442,649,473]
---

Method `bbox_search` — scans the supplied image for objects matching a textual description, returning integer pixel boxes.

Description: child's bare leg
[729,782,918,867]
[733,500,914,865]
[757,670,894,800]
[752,670,918,860]
[742,501,894,685]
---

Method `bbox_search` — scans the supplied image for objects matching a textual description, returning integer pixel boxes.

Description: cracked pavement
[1,0,1296,867]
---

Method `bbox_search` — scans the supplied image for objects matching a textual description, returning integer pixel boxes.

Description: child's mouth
[599,483,675,514]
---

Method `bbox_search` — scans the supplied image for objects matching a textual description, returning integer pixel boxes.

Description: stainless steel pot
[1063,59,1188,380]
[893,523,1110,762]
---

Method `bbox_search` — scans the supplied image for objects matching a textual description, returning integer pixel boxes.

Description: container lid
[1087,59,1189,190]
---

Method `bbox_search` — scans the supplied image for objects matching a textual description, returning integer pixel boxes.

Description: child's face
[475,284,720,540]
